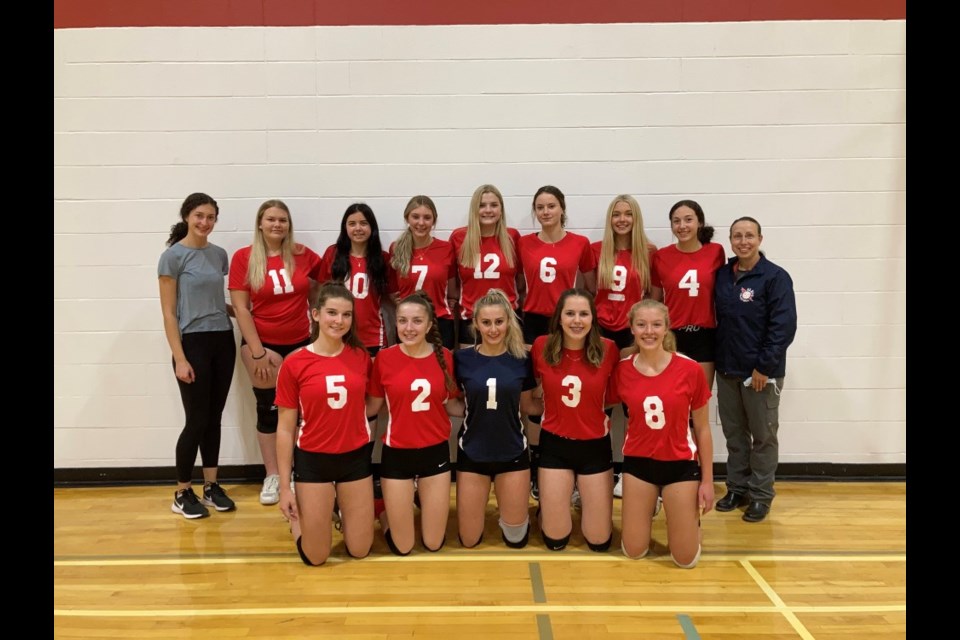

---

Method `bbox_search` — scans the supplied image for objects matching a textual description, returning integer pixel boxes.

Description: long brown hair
[542,289,605,367]
[309,281,365,350]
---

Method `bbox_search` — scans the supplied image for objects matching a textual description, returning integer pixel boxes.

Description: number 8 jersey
[610,353,711,461]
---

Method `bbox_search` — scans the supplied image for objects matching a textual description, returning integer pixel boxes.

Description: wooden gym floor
[54,481,906,639]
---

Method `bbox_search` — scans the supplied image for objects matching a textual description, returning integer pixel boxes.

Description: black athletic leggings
[174,330,236,483]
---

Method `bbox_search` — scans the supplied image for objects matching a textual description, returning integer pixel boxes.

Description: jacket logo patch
[739,287,755,302]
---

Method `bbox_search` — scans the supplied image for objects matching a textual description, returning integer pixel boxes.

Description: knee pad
[671,544,702,569]
[621,539,649,559]
[499,518,530,549]
[384,529,412,556]
[253,387,278,434]
[541,530,570,551]
[587,533,613,553]
[423,534,446,553]
[459,532,483,549]
[295,536,324,566]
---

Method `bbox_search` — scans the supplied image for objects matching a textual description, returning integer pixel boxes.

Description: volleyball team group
[158,184,797,569]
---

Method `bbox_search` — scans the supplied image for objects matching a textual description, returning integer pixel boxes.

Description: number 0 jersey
[319,246,390,349]
[275,345,373,454]
[518,232,597,316]
[454,347,536,462]
[368,345,459,449]
[610,353,710,461]
[531,336,620,440]
[650,243,725,328]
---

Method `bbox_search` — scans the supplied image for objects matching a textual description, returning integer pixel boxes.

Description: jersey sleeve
[690,360,711,410]
[304,245,324,280]
[274,359,300,409]
[649,250,663,288]
[157,248,180,278]
[228,247,250,291]
[578,236,598,272]
[318,245,335,282]
[442,348,462,399]
[367,352,386,398]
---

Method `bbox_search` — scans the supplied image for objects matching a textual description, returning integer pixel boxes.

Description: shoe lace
[264,475,280,492]
[205,482,226,498]
[178,488,199,505]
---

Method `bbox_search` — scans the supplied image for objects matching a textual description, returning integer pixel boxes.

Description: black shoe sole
[715,494,748,512]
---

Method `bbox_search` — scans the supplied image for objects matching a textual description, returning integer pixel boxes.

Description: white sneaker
[613,474,623,498]
[653,495,662,518]
[571,487,582,510]
[260,474,280,505]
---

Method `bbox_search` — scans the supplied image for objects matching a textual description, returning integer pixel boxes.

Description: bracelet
[252,351,267,360]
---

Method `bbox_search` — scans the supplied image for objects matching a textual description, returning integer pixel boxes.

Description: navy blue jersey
[454,347,537,462]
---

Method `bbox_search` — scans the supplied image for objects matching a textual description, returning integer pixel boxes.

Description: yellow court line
[54,552,906,567]
[53,604,907,618]
[742,560,815,640]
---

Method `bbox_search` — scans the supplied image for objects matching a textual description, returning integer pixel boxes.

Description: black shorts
[538,428,613,475]
[521,311,551,345]
[600,326,633,350]
[366,346,382,359]
[622,456,701,487]
[456,316,475,345]
[241,336,311,359]
[380,441,451,480]
[456,446,530,480]
[673,326,716,363]
[437,317,456,351]
[293,442,374,484]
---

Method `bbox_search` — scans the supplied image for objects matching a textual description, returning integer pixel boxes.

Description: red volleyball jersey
[449,227,522,319]
[319,246,388,348]
[519,232,597,316]
[650,243,725,328]
[591,241,658,332]
[531,336,620,440]
[388,238,456,320]
[610,353,711,461]
[228,245,323,345]
[275,345,373,454]
[367,345,460,448]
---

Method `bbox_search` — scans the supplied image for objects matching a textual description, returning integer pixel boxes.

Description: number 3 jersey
[610,353,711,461]
[650,242,725,328]
[531,336,620,440]
[454,347,537,462]
[275,346,373,454]
[367,345,459,449]
[228,245,323,345]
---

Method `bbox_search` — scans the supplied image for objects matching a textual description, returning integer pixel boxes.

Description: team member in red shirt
[229,200,323,506]
[518,185,597,499]
[531,289,619,551]
[275,282,375,566]
[319,203,392,357]
[449,184,523,347]
[611,299,715,568]
[388,196,458,349]
[366,292,462,555]
[651,200,725,391]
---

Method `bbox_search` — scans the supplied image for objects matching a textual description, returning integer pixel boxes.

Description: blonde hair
[623,299,677,355]
[597,195,652,292]
[246,200,297,291]
[391,195,438,277]
[459,184,516,270]
[472,288,526,359]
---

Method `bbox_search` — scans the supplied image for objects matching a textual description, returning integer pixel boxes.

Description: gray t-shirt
[157,242,233,335]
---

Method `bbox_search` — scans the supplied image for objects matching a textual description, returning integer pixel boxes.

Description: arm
[691,404,715,514]
[514,269,526,310]
[519,388,543,416]
[754,271,798,388]
[277,406,299,521]
[230,289,279,379]
[581,269,597,296]
[159,275,194,384]
[648,286,663,302]
[446,276,460,320]
[365,395,385,419]
[444,396,465,418]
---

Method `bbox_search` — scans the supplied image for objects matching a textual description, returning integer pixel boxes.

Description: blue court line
[677,614,701,639]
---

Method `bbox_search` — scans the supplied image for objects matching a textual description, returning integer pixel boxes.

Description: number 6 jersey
[611,353,711,461]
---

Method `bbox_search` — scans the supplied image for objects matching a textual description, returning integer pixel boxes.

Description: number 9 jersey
[610,353,711,462]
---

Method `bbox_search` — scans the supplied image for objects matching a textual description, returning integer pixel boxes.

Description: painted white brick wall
[53,20,906,468]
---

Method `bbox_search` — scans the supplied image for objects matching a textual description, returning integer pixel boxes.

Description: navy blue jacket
[714,254,797,379]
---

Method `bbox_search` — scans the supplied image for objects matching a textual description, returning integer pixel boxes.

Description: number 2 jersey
[275,345,373,454]
[531,336,620,440]
[454,347,537,462]
[318,246,391,349]
[650,242,725,328]
[610,353,710,461]
[518,232,597,316]
[368,345,459,449]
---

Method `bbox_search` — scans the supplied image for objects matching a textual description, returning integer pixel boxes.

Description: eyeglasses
[730,233,758,241]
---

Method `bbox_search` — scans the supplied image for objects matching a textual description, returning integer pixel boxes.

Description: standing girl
[275,282,375,565]
[229,200,323,505]
[612,300,714,568]
[531,289,619,551]
[366,292,462,555]
[158,193,236,519]
[454,289,541,548]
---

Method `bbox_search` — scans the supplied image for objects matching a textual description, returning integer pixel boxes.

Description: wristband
[252,351,268,360]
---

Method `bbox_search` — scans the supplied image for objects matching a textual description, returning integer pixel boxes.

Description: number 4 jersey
[650,243,725,328]
[610,353,711,461]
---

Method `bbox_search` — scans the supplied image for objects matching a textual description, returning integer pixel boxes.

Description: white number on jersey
[539,257,557,283]
[561,374,581,408]
[642,396,665,430]
[485,377,498,409]
[411,378,431,412]
[607,265,627,302]
[326,375,347,409]
[267,268,294,295]
[411,265,428,291]
[678,269,700,297]
[348,271,370,299]
[473,253,501,280]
